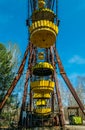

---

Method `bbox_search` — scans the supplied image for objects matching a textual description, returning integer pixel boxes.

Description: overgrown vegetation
[0,43,14,102]
[0,43,21,128]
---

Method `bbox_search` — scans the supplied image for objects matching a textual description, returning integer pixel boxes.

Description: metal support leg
[50,46,65,129]
[30,90,32,111]
[54,72,65,129]
[51,92,54,112]
[54,47,85,116]
[18,44,34,127]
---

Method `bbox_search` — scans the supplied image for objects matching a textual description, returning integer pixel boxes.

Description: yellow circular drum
[34,108,51,116]
[29,20,58,48]
[31,80,55,93]
[32,62,54,76]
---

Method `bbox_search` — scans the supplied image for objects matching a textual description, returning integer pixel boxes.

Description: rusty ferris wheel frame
[0,0,85,128]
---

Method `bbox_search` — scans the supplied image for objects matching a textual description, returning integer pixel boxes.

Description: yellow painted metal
[31,80,54,93]
[34,108,51,115]
[33,62,54,71]
[33,93,51,99]
[29,20,58,48]
[36,99,47,106]
[72,116,83,125]
[32,8,55,22]
[38,52,44,60]
[38,0,45,8]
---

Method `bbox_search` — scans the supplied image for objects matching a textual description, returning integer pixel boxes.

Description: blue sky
[0,0,85,84]
[58,0,85,81]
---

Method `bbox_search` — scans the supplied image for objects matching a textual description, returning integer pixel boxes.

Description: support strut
[0,42,31,112]
[18,43,33,127]
[51,92,54,112]
[50,47,65,128]
[54,72,65,129]
[53,46,85,116]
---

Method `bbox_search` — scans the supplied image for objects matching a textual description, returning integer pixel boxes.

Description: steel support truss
[0,43,85,129]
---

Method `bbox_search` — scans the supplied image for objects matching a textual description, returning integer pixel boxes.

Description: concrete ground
[20,126,85,130]
[65,125,85,130]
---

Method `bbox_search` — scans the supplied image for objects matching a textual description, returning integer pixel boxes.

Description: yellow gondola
[38,52,44,60]
[34,108,51,116]
[32,62,54,76]
[32,8,56,22]
[29,20,58,48]
[36,99,47,106]
[38,0,45,9]
[33,93,51,99]
[31,80,54,93]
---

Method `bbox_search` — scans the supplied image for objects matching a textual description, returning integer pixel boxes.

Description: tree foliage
[0,43,21,128]
[0,43,14,102]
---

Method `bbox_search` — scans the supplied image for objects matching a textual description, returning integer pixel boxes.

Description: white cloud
[68,55,85,64]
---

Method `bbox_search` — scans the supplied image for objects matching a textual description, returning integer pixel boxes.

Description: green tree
[0,43,21,128]
[0,43,14,102]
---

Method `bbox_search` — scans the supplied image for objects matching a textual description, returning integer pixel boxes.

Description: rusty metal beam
[21,43,33,110]
[18,68,30,127]
[54,72,65,127]
[18,44,34,127]
[0,42,31,112]
[53,46,85,116]
[50,47,65,128]
[51,92,54,112]
[29,89,32,111]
